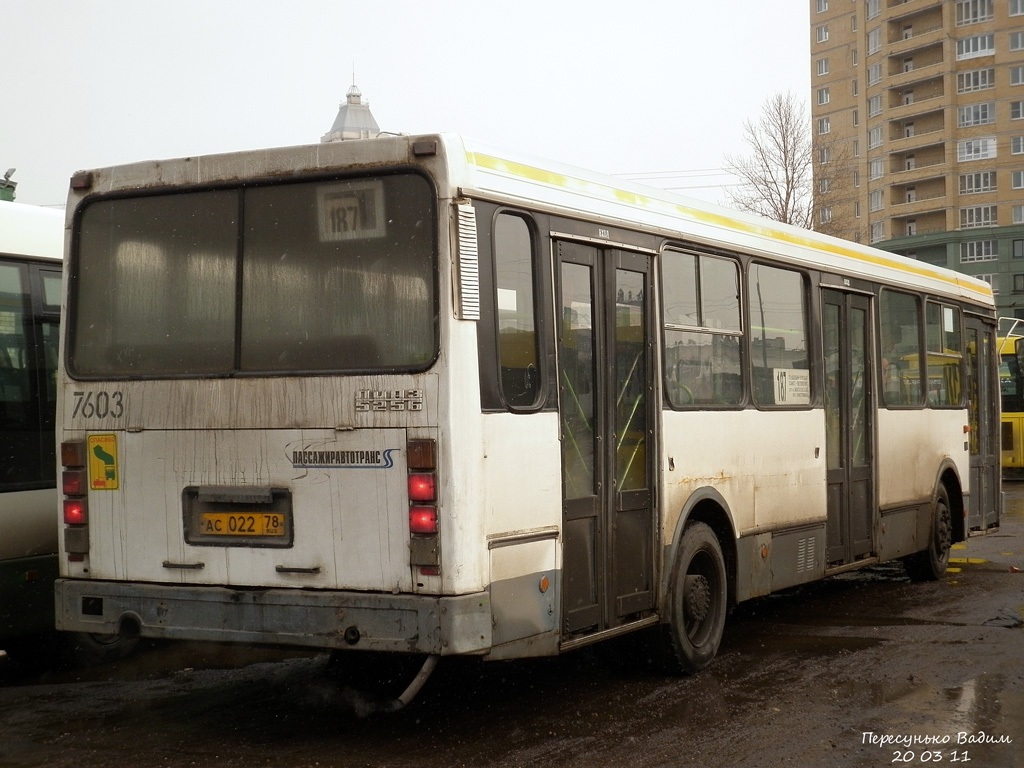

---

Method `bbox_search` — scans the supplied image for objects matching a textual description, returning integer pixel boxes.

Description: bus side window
[879,289,923,407]
[493,213,541,409]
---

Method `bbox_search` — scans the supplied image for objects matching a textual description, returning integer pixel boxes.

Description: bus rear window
[70,174,438,377]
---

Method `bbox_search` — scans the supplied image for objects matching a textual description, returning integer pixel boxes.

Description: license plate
[183,487,293,548]
[198,512,287,538]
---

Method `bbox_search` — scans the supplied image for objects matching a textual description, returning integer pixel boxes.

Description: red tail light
[62,469,87,496]
[408,472,436,502]
[63,498,88,526]
[407,438,439,570]
[60,440,90,556]
[409,506,438,534]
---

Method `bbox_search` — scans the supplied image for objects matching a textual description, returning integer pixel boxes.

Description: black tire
[63,631,139,667]
[904,484,953,582]
[663,521,728,674]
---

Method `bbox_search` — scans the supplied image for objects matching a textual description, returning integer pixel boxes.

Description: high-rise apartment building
[811,0,1024,317]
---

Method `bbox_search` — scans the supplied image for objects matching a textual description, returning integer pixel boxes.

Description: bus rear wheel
[904,484,952,582]
[663,521,728,674]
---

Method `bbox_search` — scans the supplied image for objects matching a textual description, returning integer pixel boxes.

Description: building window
[1015,274,1024,293]
[905,154,916,170]
[817,58,829,76]
[958,68,996,92]
[818,117,831,135]
[817,87,830,105]
[852,78,858,96]
[868,95,882,117]
[958,102,995,127]
[869,126,883,149]
[904,122,916,138]
[867,0,880,18]
[819,147,832,164]
[906,220,917,236]
[977,274,996,293]
[868,63,882,85]
[1013,0,1024,15]
[870,157,884,180]
[903,58,914,74]
[870,189,884,212]
[1013,170,1024,189]
[870,222,884,243]
[1013,66,1024,86]
[816,25,829,43]
[957,34,995,60]
[906,187,917,203]
[816,0,828,11]
[854,170,860,187]
[1013,136,1024,154]
[960,240,998,262]
[868,28,881,54]
[1014,101,1024,120]
[852,109,859,126]
[1013,32,1024,51]
[820,206,833,224]
[855,201,861,217]
[1014,206,1024,224]
[960,205,997,228]
[1014,239,1024,258]
[960,171,997,193]
[957,137,996,161]
[956,0,994,25]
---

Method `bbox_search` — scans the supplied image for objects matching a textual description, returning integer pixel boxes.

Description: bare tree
[724,91,813,228]
[811,132,860,241]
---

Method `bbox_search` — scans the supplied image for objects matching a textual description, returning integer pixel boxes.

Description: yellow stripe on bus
[467,151,993,306]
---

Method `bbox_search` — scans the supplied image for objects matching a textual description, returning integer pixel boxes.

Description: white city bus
[54,134,999,702]
[0,202,63,655]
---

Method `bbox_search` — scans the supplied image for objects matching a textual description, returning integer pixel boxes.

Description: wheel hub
[684,574,711,624]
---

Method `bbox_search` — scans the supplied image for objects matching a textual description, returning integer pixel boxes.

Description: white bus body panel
[661,409,828,537]
[877,409,969,507]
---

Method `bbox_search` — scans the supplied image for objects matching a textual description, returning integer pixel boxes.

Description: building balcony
[886,24,945,55]
[884,95,945,123]
[888,161,948,184]
[886,129,946,154]
[885,59,947,90]
[885,0,943,23]
[889,196,950,218]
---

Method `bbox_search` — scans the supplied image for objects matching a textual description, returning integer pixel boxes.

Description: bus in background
[998,317,1024,477]
[53,135,1000,706]
[0,202,62,659]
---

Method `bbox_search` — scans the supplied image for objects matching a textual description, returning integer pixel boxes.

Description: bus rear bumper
[54,578,493,655]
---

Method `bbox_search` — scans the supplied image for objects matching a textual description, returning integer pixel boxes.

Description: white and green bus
[54,134,1000,703]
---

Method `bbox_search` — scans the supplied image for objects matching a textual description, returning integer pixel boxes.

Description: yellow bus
[998,318,1024,476]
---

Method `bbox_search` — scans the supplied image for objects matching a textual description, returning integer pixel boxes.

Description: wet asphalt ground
[1,492,1022,768]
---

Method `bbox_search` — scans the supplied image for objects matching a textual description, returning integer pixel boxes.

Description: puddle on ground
[855,674,1022,764]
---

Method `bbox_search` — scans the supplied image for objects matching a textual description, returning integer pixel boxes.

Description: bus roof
[65,133,993,310]
[448,135,994,311]
[0,202,64,262]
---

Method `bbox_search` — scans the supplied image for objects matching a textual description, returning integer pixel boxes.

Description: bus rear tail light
[409,506,437,534]
[63,498,88,526]
[60,440,89,557]
[407,438,439,569]
[408,472,436,502]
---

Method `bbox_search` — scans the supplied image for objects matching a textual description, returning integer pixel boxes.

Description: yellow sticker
[87,433,119,490]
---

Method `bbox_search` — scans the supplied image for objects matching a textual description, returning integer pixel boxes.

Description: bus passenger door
[823,290,875,566]
[965,317,1000,530]
[556,240,655,637]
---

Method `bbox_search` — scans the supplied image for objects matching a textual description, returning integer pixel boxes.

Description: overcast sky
[1,1,810,209]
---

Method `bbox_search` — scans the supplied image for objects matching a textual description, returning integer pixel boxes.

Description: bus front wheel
[663,521,728,674]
